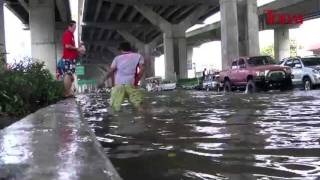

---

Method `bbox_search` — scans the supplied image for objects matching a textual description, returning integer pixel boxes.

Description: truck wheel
[303,77,312,91]
[280,78,293,91]
[223,80,232,92]
[245,80,257,94]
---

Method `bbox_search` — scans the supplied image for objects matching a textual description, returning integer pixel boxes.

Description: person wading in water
[105,42,145,112]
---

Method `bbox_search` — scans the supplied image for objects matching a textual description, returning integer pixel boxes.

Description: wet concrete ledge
[0,99,122,180]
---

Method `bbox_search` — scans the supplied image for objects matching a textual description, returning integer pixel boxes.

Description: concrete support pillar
[143,44,155,78]
[187,46,193,72]
[220,0,259,69]
[0,0,6,61]
[30,0,56,75]
[220,0,239,69]
[237,0,260,56]
[55,29,64,63]
[274,28,290,61]
[163,32,187,80]
[134,4,207,81]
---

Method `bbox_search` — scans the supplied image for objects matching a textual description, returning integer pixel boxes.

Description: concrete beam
[179,5,211,30]
[4,3,27,24]
[82,21,153,30]
[106,47,119,55]
[172,6,194,22]
[127,10,139,21]
[105,3,116,21]
[84,40,120,47]
[258,0,305,15]
[106,31,113,40]
[117,30,144,49]
[104,0,219,5]
[94,0,104,21]
[149,34,163,47]
[186,0,314,44]
[89,28,96,41]
[186,22,221,46]
[157,6,170,16]
[187,22,220,38]
[260,0,320,22]
[134,4,172,33]
[56,0,68,22]
[18,0,29,13]
[163,7,181,19]
[97,29,105,40]
[117,5,129,21]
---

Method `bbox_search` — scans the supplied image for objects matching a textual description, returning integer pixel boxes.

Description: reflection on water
[78,90,320,180]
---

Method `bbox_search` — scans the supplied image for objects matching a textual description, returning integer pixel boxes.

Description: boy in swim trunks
[105,42,145,112]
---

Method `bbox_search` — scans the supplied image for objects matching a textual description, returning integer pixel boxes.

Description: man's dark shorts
[57,58,76,76]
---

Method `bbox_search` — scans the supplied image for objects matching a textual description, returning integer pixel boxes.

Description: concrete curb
[0,99,122,180]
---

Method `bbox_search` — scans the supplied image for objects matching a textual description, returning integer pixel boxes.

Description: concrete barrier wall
[0,99,122,180]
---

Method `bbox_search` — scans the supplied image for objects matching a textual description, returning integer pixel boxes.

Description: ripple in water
[78,90,320,180]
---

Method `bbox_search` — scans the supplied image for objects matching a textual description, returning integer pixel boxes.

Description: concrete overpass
[3,0,320,83]
[83,0,310,81]
[3,0,72,75]
[186,0,320,61]
[81,0,220,81]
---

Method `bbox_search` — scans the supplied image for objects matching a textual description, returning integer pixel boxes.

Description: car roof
[236,56,271,60]
[301,55,320,59]
[282,55,320,61]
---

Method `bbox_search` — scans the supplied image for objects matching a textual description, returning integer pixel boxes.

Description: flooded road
[78,90,320,180]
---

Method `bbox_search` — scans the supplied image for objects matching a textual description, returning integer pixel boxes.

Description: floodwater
[77,90,320,180]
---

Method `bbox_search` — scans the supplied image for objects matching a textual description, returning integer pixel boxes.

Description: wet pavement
[78,89,320,180]
[0,99,121,180]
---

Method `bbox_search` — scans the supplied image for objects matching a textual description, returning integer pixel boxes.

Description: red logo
[265,10,304,25]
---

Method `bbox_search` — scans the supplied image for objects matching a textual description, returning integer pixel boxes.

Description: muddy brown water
[78,90,320,180]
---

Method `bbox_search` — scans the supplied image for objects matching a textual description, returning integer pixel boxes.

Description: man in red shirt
[60,20,83,97]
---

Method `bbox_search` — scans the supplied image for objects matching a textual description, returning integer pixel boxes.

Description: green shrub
[0,56,5,74]
[0,58,64,116]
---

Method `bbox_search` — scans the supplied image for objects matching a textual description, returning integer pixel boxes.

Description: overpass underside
[80,0,264,82]
[3,0,317,83]
[81,0,220,81]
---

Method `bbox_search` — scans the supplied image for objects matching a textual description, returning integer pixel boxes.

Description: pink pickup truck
[219,56,293,92]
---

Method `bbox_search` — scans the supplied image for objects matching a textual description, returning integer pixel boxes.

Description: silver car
[280,56,320,90]
[202,74,220,91]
